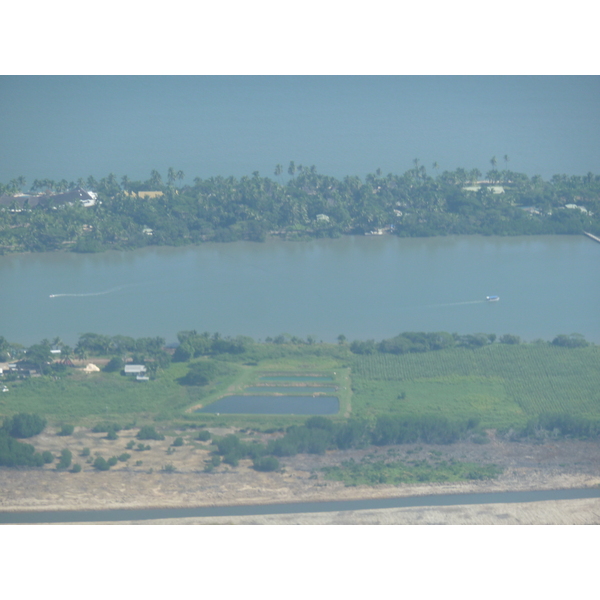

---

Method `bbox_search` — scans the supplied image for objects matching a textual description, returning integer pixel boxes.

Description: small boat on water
[486,295,500,302]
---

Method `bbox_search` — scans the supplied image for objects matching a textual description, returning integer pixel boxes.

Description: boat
[486,295,499,302]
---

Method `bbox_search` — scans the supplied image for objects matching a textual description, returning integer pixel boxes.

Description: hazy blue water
[1,76,599,185]
[0,235,598,347]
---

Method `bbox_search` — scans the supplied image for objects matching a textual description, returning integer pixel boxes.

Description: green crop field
[349,345,600,428]
[1,343,598,431]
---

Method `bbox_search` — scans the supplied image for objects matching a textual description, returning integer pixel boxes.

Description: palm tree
[167,167,176,187]
[150,170,162,189]
[288,161,296,178]
[176,170,185,186]
[274,164,282,178]
[413,158,420,179]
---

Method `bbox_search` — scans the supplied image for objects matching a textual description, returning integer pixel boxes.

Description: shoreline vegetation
[1,163,599,254]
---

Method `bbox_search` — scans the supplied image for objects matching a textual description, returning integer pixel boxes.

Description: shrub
[107,456,118,467]
[42,450,54,464]
[56,449,72,470]
[104,356,124,372]
[118,453,131,462]
[223,453,239,467]
[162,463,176,473]
[93,456,110,471]
[58,424,75,436]
[135,460,143,466]
[106,430,118,440]
[172,437,184,447]
[126,440,135,449]
[92,422,121,433]
[3,413,47,438]
[71,463,82,473]
[197,430,211,441]
[253,456,280,472]
[0,431,45,466]
[210,455,221,467]
[137,425,164,440]
[80,447,91,457]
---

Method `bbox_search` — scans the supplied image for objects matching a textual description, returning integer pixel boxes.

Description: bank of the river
[2,436,600,524]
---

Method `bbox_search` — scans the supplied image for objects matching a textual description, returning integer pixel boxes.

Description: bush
[162,463,176,473]
[0,430,44,467]
[135,460,143,466]
[118,453,131,462]
[137,425,165,440]
[107,456,118,467]
[93,456,110,471]
[80,447,91,457]
[106,430,118,440]
[58,424,75,436]
[3,413,47,438]
[223,453,239,467]
[92,422,121,433]
[56,449,72,470]
[104,356,124,372]
[196,430,211,441]
[42,450,54,464]
[71,463,82,473]
[126,440,135,449]
[253,456,280,472]
[172,437,184,447]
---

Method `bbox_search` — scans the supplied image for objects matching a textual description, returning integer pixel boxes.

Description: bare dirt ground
[1,427,600,524]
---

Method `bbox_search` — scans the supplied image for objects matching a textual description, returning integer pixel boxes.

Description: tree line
[1,330,591,384]
[1,163,599,254]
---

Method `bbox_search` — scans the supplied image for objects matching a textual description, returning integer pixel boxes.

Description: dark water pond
[259,376,334,382]
[244,386,337,394]
[2,487,599,524]
[196,395,339,415]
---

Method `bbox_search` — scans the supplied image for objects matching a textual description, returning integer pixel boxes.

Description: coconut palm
[167,167,176,187]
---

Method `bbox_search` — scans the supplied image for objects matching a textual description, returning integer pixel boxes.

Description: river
[0,234,598,346]
[1,487,599,524]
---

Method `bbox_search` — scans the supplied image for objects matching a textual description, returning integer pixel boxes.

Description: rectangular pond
[196,395,339,415]
[244,386,337,394]
[258,375,334,382]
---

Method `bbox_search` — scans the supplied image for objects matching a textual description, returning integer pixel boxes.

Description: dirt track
[1,428,600,524]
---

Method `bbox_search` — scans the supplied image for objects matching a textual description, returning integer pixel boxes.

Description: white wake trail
[49,286,128,298]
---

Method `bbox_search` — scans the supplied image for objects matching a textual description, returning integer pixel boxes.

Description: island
[1,162,599,255]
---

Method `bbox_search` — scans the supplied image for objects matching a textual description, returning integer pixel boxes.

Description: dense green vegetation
[1,163,599,254]
[349,343,600,427]
[322,455,503,486]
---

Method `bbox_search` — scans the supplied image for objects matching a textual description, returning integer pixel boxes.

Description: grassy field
[1,343,599,431]
[350,345,600,428]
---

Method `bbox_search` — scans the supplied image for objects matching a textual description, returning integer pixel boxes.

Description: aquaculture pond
[258,375,334,382]
[244,386,337,394]
[196,395,340,415]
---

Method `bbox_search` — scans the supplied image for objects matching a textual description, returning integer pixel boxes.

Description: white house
[124,365,147,375]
